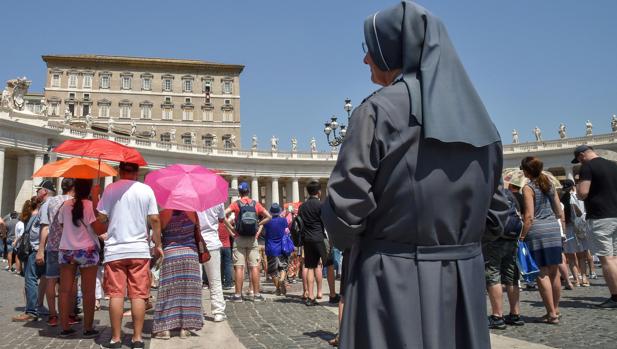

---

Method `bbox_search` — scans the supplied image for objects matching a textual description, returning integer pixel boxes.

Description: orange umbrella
[33,158,117,179]
[284,202,302,213]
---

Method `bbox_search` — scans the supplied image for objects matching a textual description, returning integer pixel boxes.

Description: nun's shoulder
[359,81,409,115]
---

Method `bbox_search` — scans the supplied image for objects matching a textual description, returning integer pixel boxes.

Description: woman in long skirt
[153,210,203,339]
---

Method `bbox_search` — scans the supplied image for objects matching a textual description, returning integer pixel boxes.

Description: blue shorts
[6,239,14,253]
[45,251,60,278]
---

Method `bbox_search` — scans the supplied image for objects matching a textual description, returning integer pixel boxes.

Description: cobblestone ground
[492,269,617,349]
[225,279,339,349]
[0,261,152,349]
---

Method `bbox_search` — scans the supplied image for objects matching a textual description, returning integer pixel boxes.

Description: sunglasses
[362,42,368,54]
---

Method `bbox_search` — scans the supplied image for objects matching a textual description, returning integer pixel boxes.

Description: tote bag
[516,241,540,283]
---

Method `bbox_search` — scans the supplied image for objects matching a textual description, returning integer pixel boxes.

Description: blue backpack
[236,200,259,236]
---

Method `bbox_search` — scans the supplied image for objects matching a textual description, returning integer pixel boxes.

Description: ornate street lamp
[324,98,352,147]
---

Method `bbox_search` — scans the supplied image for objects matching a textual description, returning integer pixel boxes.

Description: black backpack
[17,215,38,262]
[290,215,304,247]
[502,190,523,240]
[236,200,259,236]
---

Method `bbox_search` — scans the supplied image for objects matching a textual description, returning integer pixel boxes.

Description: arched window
[222,134,232,149]
[181,132,192,145]
[202,134,214,147]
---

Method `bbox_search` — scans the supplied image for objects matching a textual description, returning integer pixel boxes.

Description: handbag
[516,241,540,283]
[570,204,588,240]
[194,225,211,263]
[281,233,295,256]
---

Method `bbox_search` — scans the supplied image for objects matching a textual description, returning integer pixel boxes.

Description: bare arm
[520,186,535,240]
[149,214,162,258]
[36,225,49,265]
[256,211,272,239]
[552,190,566,232]
[577,180,591,200]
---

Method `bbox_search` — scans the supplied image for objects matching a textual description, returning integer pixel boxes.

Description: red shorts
[103,258,150,299]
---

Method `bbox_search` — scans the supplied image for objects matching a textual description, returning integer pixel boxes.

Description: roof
[42,54,244,74]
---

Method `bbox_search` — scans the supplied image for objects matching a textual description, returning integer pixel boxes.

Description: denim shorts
[59,247,99,268]
[45,251,60,278]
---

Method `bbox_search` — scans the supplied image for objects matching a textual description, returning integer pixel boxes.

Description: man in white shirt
[95,162,161,349]
[197,203,226,322]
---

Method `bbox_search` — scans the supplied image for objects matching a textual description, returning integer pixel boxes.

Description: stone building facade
[42,55,244,148]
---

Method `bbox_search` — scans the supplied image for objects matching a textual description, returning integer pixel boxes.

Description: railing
[503,133,617,154]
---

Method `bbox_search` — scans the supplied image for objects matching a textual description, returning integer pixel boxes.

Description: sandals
[538,314,560,325]
[329,334,339,347]
[153,330,170,340]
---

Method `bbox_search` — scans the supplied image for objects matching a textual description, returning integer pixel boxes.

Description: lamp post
[324,98,352,147]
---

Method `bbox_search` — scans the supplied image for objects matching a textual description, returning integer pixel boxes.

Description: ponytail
[536,173,552,195]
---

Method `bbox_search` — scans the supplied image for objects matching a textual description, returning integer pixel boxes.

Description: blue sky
[2,0,617,151]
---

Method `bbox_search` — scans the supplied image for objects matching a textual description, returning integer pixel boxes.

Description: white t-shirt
[197,203,225,250]
[58,199,98,250]
[14,221,24,240]
[97,180,159,262]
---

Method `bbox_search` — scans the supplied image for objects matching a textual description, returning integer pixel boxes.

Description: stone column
[33,152,44,175]
[14,154,34,211]
[251,177,259,202]
[271,177,280,205]
[285,180,293,203]
[565,166,574,181]
[0,147,5,214]
[265,181,272,208]
[230,176,239,202]
[292,177,300,202]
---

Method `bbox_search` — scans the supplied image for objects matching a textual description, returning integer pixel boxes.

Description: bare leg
[234,266,244,296]
[505,285,521,315]
[315,264,323,298]
[565,253,581,285]
[59,264,77,331]
[306,267,315,300]
[80,266,98,331]
[599,256,617,295]
[536,267,557,317]
[587,251,597,275]
[302,264,308,298]
[37,277,47,307]
[327,265,336,297]
[576,252,589,284]
[130,298,146,342]
[109,298,124,342]
[548,265,561,314]
[558,255,573,288]
[250,266,261,295]
[487,283,503,316]
[46,277,58,317]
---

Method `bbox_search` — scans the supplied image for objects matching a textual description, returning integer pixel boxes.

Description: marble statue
[170,128,176,142]
[150,125,156,139]
[39,99,47,116]
[310,137,317,153]
[611,115,617,133]
[271,135,279,152]
[107,118,114,133]
[190,132,196,145]
[533,126,542,142]
[211,134,217,148]
[64,108,72,124]
[558,123,566,139]
[0,87,10,109]
[130,121,137,136]
[8,77,30,110]
[229,134,237,148]
[291,137,298,152]
[85,113,92,128]
[251,135,258,150]
[512,129,519,144]
[585,120,593,136]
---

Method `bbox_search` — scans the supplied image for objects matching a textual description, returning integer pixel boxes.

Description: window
[182,109,193,121]
[83,93,90,100]
[162,108,173,120]
[99,105,110,118]
[183,79,193,92]
[185,97,191,104]
[223,80,232,94]
[224,99,231,106]
[222,134,232,149]
[68,74,77,88]
[69,93,76,100]
[203,109,213,121]
[181,133,192,145]
[142,78,151,90]
[140,105,152,119]
[160,133,171,142]
[52,74,60,87]
[120,105,131,119]
[204,81,212,93]
[122,76,132,90]
[100,75,110,89]
[203,134,214,147]
[83,75,92,89]
[164,96,172,104]
[50,102,59,116]
[163,78,172,91]
[223,110,233,122]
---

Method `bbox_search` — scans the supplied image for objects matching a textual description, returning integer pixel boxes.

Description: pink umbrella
[145,164,228,211]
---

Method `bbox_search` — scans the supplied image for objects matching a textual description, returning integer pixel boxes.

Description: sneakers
[213,314,227,322]
[59,328,77,338]
[37,306,50,316]
[488,315,506,330]
[100,341,122,349]
[329,294,341,304]
[504,314,525,326]
[131,340,145,349]
[222,285,234,290]
[68,315,82,325]
[179,329,190,339]
[590,272,598,279]
[47,315,58,327]
[153,330,171,340]
[305,298,318,307]
[12,313,38,322]
[230,294,243,303]
[253,294,265,302]
[83,329,100,339]
[593,298,617,309]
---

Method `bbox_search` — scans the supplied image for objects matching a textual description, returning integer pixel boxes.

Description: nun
[321,2,508,348]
